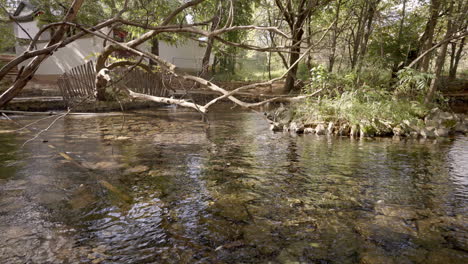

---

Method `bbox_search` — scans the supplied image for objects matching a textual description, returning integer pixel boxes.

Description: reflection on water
[0,106,467,263]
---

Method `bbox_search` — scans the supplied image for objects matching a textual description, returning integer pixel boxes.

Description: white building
[11,1,213,80]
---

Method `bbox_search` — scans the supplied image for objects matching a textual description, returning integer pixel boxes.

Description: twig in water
[21,109,71,148]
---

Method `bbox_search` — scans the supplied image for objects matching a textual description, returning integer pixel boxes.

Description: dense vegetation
[0,0,466,122]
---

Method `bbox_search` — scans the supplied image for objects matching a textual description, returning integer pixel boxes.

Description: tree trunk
[328,0,342,72]
[425,0,453,104]
[212,56,218,74]
[199,12,221,78]
[418,0,441,72]
[350,3,366,69]
[268,51,272,79]
[449,37,465,80]
[391,0,407,79]
[275,0,319,93]
[0,0,85,108]
[306,16,312,72]
[149,37,159,66]
[284,29,305,93]
[355,0,380,76]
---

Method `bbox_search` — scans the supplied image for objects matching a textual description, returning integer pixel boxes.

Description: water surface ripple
[0,107,467,263]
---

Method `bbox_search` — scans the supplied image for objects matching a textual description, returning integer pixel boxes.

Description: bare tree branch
[0,0,86,107]
[408,31,468,68]
[0,18,118,81]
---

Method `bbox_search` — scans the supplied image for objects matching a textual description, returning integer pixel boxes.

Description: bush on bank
[267,67,467,138]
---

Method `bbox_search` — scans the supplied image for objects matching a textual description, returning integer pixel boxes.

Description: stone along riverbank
[268,107,467,138]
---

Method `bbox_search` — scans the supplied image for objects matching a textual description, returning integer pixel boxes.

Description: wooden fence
[57,61,169,104]
[57,61,96,103]
[114,68,168,97]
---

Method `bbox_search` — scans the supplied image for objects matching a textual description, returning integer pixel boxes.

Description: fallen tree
[0,0,323,112]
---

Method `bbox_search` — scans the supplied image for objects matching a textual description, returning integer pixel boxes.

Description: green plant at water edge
[395,67,434,99]
[297,80,429,125]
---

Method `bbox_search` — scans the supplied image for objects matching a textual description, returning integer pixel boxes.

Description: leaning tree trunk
[449,37,465,80]
[425,0,454,104]
[0,0,85,108]
[418,0,441,72]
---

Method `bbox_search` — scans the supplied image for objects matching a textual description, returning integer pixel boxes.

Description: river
[0,106,467,263]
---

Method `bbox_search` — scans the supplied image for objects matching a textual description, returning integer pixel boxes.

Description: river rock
[337,123,351,136]
[425,119,439,127]
[415,218,446,248]
[327,122,334,134]
[290,122,305,133]
[440,215,468,251]
[375,204,419,220]
[125,165,150,174]
[360,251,396,264]
[409,131,419,138]
[315,124,326,135]
[360,120,376,137]
[304,127,315,134]
[350,124,359,137]
[434,128,449,137]
[454,123,467,133]
[425,248,468,264]
[420,127,436,138]
[393,125,406,136]
[270,122,283,132]
[372,119,393,136]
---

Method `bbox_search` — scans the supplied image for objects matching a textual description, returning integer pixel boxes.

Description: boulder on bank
[267,106,466,138]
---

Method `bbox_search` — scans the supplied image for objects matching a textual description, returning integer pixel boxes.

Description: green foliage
[297,65,430,125]
[0,24,15,52]
[296,87,429,125]
[303,65,358,97]
[296,63,311,80]
[395,67,434,99]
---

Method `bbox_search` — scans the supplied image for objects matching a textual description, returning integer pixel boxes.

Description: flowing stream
[0,106,467,263]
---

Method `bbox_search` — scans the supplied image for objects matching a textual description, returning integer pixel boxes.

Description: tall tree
[274,0,330,93]
[425,0,455,104]
[417,0,442,72]
[349,0,380,74]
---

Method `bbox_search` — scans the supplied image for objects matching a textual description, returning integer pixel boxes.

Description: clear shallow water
[0,106,467,264]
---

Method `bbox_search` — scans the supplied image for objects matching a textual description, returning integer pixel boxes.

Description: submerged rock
[425,248,468,264]
[124,165,150,174]
[359,251,397,264]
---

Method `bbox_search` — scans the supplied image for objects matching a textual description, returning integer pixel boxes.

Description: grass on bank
[292,66,443,126]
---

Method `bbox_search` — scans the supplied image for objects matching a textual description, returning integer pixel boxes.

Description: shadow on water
[0,106,467,263]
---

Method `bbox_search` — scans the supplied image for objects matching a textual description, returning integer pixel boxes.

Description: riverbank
[267,99,467,138]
